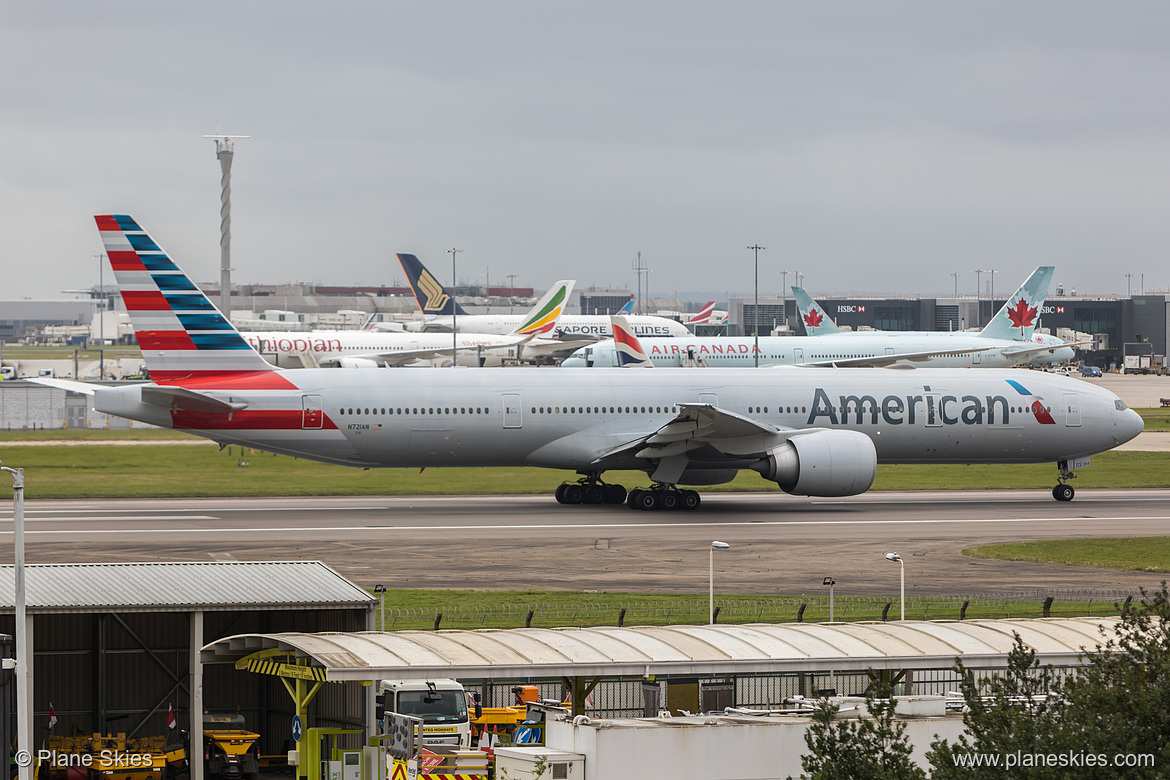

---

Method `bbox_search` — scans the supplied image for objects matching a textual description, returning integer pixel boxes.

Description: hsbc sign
[1040,306,1065,314]
[837,305,867,313]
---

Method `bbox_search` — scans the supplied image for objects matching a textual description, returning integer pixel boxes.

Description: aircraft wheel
[1053,484,1075,502]
[627,489,644,509]
[660,491,680,511]
[605,484,628,504]
[555,484,568,504]
[635,490,660,511]
[563,484,585,505]
[681,490,701,510]
[585,485,607,504]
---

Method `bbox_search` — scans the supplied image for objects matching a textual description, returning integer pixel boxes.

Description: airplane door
[302,395,323,429]
[793,348,804,363]
[699,393,718,407]
[1064,393,1081,427]
[924,393,943,427]
[972,350,982,365]
[502,394,522,428]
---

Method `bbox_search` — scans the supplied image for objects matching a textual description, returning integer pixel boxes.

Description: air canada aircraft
[396,253,691,340]
[562,268,1076,369]
[240,280,579,368]
[40,216,1142,510]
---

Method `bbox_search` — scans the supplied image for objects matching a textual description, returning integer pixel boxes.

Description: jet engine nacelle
[335,357,381,369]
[753,429,877,497]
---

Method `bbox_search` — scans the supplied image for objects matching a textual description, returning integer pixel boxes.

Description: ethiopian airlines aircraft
[40,216,1142,510]
[240,280,578,368]
[562,268,1076,369]
[396,253,691,339]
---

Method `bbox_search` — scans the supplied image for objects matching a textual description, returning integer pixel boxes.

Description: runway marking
[4,515,1170,535]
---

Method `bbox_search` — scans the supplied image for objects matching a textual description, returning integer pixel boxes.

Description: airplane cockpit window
[1115,400,1129,411]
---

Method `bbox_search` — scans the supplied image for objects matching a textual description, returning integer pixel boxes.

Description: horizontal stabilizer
[140,386,249,414]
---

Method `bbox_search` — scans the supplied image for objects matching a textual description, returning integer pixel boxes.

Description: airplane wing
[29,377,247,414]
[798,345,995,368]
[591,402,821,483]
[26,377,104,395]
[1000,340,1092,360]
[317,336,535,367]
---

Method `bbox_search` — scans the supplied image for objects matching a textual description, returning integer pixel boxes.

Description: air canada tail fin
[610,315,653,367]
[979,266,1054,341]
[509,280,575,337]
[396,253,469,316]
[94,215,282,383]
[616,298,635,315]
[791,287,840,335]
[685,301,716,325]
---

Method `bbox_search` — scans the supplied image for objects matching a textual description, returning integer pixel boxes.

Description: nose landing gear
[1052,460,1076,501]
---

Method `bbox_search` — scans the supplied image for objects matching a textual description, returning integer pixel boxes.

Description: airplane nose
[1119,408,1144,444]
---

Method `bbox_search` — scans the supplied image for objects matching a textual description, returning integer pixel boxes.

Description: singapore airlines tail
[978,266,1054,341]
[791,287,841,335]
[397,253,470,317]
[610,316,653,367]
[94,214,283,383]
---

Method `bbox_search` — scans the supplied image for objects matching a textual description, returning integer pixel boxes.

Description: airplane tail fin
[94,215,282,383]
[685,301,716,325]
[509,280,575,337]
[791,287,840,335]
[396,253,469,316]
[610,315,653,367]
[979,266,1054,341]
[616,298,636,315]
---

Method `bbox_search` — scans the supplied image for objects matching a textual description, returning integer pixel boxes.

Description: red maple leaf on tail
[803,309,824,328]
[1007,298,1038,329]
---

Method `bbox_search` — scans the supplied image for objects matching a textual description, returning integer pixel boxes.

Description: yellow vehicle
[39,733,184,780]
[203,712,260,780]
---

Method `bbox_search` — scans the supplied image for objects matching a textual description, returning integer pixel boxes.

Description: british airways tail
[791,287,841,335]
[94,215,281,383]
[979,266,1054,341]
[397,253,470,316]
[609,315,653,367]
[509,280,575,337]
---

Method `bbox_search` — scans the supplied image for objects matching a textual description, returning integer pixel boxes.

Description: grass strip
[2,444,1166,499]
[965,537,1170,573]
[368,589,1125,630]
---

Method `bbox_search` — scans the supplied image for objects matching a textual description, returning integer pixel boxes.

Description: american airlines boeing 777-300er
[38,216,1142,511]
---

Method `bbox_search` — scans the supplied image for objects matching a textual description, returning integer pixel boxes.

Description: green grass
[965,538,1170,573]
[1137,407,1170,432]
[1,442,1166,499]
[369,589,1123,630]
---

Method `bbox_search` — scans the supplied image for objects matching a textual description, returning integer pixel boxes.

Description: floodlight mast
[202,134,251,316]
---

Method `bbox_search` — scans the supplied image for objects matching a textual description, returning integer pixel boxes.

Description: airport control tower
[203,134,249,315]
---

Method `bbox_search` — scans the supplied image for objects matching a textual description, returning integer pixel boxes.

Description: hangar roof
[202,617,1117,680]
[0,561,374,613]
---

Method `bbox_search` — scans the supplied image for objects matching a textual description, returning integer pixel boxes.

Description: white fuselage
[562,332,1075,368]
[242,330,532,368]
[404,314,691,340]
[93,367,1141,480]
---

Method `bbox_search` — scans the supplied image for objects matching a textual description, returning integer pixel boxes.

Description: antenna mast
[202,134,250,316]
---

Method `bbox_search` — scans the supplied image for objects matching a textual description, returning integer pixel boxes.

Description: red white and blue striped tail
[95,215,279,383]
[610,315,653,368]
[686,301,715,325]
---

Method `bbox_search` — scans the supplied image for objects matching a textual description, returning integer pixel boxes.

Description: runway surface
[4,489,1169,598]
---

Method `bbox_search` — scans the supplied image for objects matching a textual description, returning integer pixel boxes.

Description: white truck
[376,679,472,749]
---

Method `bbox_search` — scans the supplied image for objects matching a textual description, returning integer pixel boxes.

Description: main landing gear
[626,484,701,511]
[1052,460,1076,502]
[555,474,628,505]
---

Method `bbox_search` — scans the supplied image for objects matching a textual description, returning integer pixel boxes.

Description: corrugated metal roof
[201,617,1117,680]
[0,562,374,613]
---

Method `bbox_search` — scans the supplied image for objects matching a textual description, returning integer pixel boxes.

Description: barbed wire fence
[381,588,1138,631]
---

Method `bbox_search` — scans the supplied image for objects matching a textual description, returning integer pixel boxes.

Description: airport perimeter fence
[381,588,1138,631]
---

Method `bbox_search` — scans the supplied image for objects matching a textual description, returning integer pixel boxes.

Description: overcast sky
[4,2,1169,303]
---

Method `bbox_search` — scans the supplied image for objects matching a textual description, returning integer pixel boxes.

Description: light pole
[951,272,960,298]
[1125,274,1134,297]
[987,269,997,302]
[446,248,463,367]
[885,552,904,621]
[748,245,766,366]
[506,274,518,314]
[709,541,730,624]
[373,584,386,631]
[1,462,28,780]
[823,577,836,622]
[780,270,798,332]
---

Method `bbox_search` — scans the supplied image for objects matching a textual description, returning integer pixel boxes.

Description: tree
[792,678,926,780]
[929,583,1170,779]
